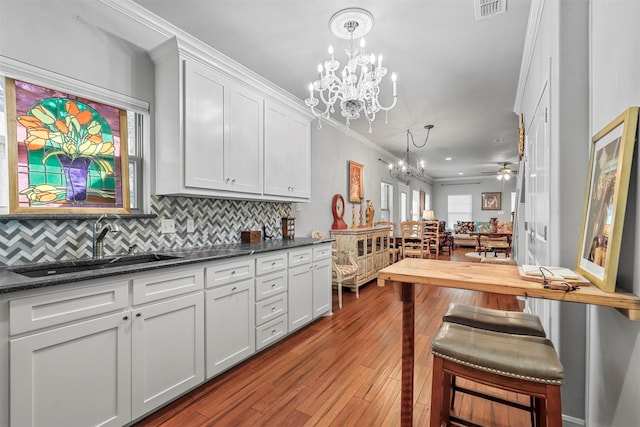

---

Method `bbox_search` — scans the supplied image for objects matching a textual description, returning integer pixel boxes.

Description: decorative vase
[57,155,91,202]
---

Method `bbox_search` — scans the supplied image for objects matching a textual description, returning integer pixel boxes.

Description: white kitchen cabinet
[205,280,255,377]
[264,99,311,200]
[10,311,132,427]
[288,262,313,332]
[153,38,263,198]
[131,292,204,420]
[8,266,205,426]
[205,258,256,378]
[312,244,332,318]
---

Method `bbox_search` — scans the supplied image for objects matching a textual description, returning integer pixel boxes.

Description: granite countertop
[0,238,333,294]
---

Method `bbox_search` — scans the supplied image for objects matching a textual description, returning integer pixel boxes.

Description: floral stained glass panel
[9,79,129,213]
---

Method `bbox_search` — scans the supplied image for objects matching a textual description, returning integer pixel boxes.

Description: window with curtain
[412,190,420,220]
[447,194,473,226]
[380,182,393,222]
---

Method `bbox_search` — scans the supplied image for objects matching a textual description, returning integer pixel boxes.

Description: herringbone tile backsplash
[0,196,291,266]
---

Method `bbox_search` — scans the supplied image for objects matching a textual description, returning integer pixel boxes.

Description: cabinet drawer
[9,281,129,335]
[313,244,332,261]
[255,271,287,301]
[255,253,287,276]
[206,258,255,288]
[256,314,288,351]
[255,293,287,326]
[288,248,312,267]
[132,267,204,305]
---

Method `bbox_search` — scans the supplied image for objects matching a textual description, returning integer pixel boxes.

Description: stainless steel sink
[9,253,182,278]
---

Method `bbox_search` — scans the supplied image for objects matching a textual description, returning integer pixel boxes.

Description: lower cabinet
[8,268,205,427]
[10,312,132,427]
[131,293,204,419]
[4,244,331,426]
[288,263,313,332]
[205,278,255,378]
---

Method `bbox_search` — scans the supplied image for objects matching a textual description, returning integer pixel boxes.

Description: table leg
[400,282,415,427]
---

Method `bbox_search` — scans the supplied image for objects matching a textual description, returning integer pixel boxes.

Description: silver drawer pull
[271,283,276,288]
[231,286,237,292]
[272,307,276,311]
[231,270,236,275]
[272,329,277,334]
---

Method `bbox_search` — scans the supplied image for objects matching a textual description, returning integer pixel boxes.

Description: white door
[10,312,131,427]
[523,80,552,332]
[524,80,551,266]
[131,293,205,419]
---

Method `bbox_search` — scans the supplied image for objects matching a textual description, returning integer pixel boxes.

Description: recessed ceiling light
[458,172,464,175]
[445,157,452,161]
[494,138,504,143]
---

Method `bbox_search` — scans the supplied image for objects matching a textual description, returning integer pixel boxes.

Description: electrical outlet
[160,218,176,234]
[186,218,195,233]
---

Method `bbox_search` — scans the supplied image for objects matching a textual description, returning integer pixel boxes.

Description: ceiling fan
[482,162,517,180]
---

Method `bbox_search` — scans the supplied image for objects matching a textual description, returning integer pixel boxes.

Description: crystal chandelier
[304,8,398,133]
[388,126,434,183]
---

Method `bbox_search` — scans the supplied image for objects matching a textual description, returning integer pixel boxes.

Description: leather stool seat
[443,303,546,337]
[430,322,564,427]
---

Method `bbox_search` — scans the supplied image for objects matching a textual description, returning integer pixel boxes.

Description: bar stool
[442,303,547,425]
[430,322,563,427]
[443,303,546,337]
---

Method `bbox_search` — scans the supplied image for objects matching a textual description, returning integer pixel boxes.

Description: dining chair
[374,221,401,263]
[423,220,440,258]
[401,221,427,259]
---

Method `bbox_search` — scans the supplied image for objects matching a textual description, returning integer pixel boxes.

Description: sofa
[452,220,513,249]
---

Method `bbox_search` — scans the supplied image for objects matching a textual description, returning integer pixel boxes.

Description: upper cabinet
[151,37,310,201]
[264,100,311,199]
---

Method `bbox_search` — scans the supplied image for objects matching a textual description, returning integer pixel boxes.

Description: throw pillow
[456,221,475,234]
[497,221,513,233]
[475,222,490,233]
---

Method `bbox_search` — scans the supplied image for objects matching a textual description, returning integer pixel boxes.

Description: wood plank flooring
[135,249,530,426]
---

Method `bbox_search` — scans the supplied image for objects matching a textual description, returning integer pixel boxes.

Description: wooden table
[377,258,640,426]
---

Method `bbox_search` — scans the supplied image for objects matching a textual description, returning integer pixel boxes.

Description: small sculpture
[365,200,375,227]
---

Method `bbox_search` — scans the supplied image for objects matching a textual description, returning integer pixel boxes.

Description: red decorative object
[331,194,348,229]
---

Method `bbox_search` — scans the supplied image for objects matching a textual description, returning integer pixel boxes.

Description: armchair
[332,249,358,309]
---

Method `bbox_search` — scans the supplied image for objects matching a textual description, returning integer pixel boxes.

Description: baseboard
[563,414,585,426]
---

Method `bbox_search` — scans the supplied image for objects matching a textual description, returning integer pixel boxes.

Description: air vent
[474,0,506,21]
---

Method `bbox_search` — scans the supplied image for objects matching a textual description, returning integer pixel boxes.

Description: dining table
[376,258,640,426]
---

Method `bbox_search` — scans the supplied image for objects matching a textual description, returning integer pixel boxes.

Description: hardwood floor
[135,249,530,426]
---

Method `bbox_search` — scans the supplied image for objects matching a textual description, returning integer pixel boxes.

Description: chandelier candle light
[305,8,397,133]
[388,125,434,183]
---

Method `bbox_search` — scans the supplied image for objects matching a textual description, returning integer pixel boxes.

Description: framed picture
[349,160,364,203]
[576,107,638,292]
[481,192,501,210]
[6,78,130,214]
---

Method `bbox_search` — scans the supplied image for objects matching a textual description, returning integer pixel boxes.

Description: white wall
[295,122,433,237]
[587,1,640,425]
[515,0,589,421]
[432,178,516,226]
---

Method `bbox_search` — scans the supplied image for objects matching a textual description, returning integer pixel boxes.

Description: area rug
[464,251,509,260]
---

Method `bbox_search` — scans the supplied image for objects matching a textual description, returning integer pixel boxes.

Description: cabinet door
[226,83,263,194]
[205,278,255,378]
[10,312,131,427]
[131,293,204,419]
[288,264,313,331]
[312,258,332,318]
[264,100,290,196]
[184,59,226,190]
[287,113,311,198]
[264,100,311,199]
